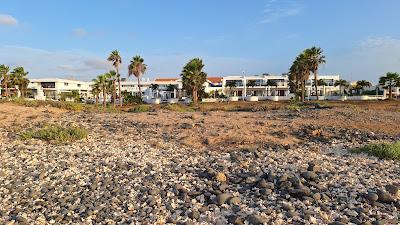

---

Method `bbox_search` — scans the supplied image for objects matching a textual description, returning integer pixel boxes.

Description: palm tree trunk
[102,89,106,108]
[389,85,392,100]
[117,68,122,107]
[5,82,8,99]
[112,81,116,107]
[192,88,197,104]
[301,80,305,102]
[314,71,318,100]
[137,77,142,97]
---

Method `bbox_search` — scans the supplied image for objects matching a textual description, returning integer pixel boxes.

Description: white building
[28,78,90,100]
[222,74,291,100]
[305,75,341,97]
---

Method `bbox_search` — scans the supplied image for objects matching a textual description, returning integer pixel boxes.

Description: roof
[207,77,223,83]
[154,78,179,82]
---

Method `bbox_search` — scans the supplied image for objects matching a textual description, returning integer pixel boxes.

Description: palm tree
[150,83,159,98]
[93,74,109,108]
[379,72,400,100]
[107,50,122,106]
[304,47,326,100]
[355,80,372,95]
[226,81,237,97]
[181,58,207,104]
[289,52,310,101]
[334,79,349,96]
[246,80,256,96]
[10,67,29,98]
[317,79,327,96]
[91,82,101,105]
[0,64,11,98]
[266,80,278,96]
[128,56,147,97]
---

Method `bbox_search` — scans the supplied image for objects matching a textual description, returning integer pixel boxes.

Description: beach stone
[228,196,241,205]
[377,189,395,203]
[365,192,379,202]
[215,172,227,183]
[216,193,231,205]
[246,214,267,225]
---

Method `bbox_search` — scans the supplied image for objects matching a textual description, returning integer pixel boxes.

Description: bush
[123,91,144,104]
[128,104,152,113]
[20,124,88,143]
[351,142,400,160]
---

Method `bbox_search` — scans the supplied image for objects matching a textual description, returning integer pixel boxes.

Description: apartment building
[305,75,341,97]
[222,74,291,99]
[28,78,90,100]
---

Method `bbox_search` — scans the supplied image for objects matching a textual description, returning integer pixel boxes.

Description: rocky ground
[0,102,399,225]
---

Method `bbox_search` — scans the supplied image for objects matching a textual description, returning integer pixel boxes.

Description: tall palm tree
[379,72,400,100]
[128,56,147,97]
[289,52,310,101]
[0,64,11,98]
[334,79,349,96]
[304,47,326,100]
[181,58,207,103]
[107,50,122,106]
[10,67,29,98]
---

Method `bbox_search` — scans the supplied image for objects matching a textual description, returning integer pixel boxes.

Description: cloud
[321,36,400,83]
[260,0,303,24]
[0,14,18,26]
[71,28,88,37]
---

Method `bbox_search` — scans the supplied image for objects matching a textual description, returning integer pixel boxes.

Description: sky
[0,0,400,83]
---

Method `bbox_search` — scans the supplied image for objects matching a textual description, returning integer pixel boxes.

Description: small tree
[355,80,372,95]
[181,58,207,104]
[334,79,349,96]
[246,80,256,96]
[266,80,277,96]
[150,84,159,98]
[226,81,237,97]
[379,72,400,100]
[0,64,11,98]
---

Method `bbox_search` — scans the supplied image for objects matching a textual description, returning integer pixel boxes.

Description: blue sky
[0,0,400,82]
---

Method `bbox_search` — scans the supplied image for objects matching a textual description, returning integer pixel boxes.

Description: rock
[301,171,318,181]
[246,214,267,225]
[215,172,227,183]
[188,210,200,220]
[228,196,241,205]
[227,215,245,225]
[364,192,379,202]
[385,184,399,196]
[216,193,232,205]
[373,220,388,225]
[307,162,321,172]
[345,209,358,217]
[312,192,321,201]
[245,176,258,184]
[289,187,312,198]
[377,189,396,203]
[329,222,347,225]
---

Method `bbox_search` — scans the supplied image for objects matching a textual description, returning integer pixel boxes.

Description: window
[77,84,81,87]
[64,82,69,86]
[41,82,55,88]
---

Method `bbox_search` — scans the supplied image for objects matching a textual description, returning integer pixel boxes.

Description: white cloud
[71,28,88,37]
[260,0,303,24]
[0,14,18,26]
[321,36,400,83]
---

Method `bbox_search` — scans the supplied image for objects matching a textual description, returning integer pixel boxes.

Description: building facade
[28,78,90,100]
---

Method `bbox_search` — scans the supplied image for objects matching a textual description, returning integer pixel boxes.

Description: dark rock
[385,184,399,196]
[227,215,245,225]
[301,171,318,181]
[247,214,267,225]
[216,193,232,205]
[377,189,395,203]
[289,187,312,198]
[364,192,379,202]
[188,210,200,220]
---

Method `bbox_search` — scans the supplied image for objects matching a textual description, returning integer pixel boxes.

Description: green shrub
[351,142,400,160]
[128,104,152,113]
[20,124,88,143]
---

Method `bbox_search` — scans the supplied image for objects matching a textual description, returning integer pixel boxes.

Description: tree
[10,67,29,98]
[225,81,237,97]
[105,70,117,107]
[266,80,278,96]
[91,82,101,105]
[181,58,207,104]
[108,50,122,106]
[150,83,159,98]
[304,47,326,100]
[355,80,371,95]
[0,64,11,98]
[93,74,110,108]
[128,56,147,97]
[246,80,256,96]
[379,72,400,100]
[317,79,327,96]
[334,79,349,96]
[289,52,310,101]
